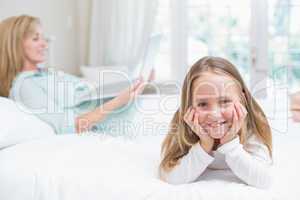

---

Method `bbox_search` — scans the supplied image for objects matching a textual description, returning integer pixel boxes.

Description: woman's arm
[160,142,214,184]
[217,135,272,189]
[75,79,145,133]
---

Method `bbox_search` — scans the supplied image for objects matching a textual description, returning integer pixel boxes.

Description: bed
[0,95,299,200]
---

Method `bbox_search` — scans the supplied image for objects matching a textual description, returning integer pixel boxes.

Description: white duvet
[0,131,299,200]
[0,96,299,200]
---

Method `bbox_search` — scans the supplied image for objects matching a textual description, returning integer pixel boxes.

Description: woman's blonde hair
[159,56,272,174]
[0,15,40,97]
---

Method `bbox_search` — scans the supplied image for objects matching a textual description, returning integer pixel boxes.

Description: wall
[77,0,91,67]
[0,0,82,75]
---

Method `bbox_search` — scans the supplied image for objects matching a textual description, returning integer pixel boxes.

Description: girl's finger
[183,115,188,124]
[240,103,248,118]
[233,105,238,123]
[237,102,247,122]
[238,104,245,121]
[230,107,238,134]
[193,112,199,132]
[234,103,241,120]
[183,107,192,123]
[187,108,195,123]
[193,112,199,125]
[221,109,238,144]
[235,105,244,133]
[198,124,207,136]
[193,113,206,136]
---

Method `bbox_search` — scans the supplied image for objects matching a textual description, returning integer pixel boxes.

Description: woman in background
[0,15,151,135]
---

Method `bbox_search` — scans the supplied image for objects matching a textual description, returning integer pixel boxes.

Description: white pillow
[0,97,55,149]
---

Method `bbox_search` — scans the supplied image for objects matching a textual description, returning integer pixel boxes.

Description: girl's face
[191,72,242,139]
[22,25,47,68]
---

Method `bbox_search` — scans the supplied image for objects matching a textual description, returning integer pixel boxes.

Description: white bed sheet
[0,95,299,200]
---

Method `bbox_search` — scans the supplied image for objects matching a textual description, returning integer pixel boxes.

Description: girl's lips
[205,121,227,128]
[203,122,230,139]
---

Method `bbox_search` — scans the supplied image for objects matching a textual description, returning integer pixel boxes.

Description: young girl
[159,56,272,189]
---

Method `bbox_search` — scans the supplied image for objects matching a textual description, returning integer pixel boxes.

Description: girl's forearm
[217,138,272,189]
[161,143,214,184]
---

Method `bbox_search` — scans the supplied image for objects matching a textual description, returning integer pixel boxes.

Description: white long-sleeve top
[161,135,272,189]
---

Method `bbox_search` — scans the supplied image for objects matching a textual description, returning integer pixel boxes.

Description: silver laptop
[76,34,162,105]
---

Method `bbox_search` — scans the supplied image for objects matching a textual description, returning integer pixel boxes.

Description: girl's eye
[33,37,39,41]
[220,99,232,104]
[197,102,207,107]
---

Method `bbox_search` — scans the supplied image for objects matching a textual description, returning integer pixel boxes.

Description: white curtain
[250,0,268,98]
[89,0,158,73]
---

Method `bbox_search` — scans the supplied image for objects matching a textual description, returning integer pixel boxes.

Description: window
[152,0,171,81]
[153,0,298,92]
[269,0,300,89]
[187,0,251,82]
[153,0,252,83]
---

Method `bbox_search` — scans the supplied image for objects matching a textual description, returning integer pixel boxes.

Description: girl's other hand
[220,102,247,145]
[184,107,215,153]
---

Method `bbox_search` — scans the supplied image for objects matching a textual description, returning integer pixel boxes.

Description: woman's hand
[75,78,145,134]
[114,77,145,107]
[184,107,215,153]
[220,102,247,145]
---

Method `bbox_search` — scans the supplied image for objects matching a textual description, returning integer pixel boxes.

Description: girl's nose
[207,108,222,119]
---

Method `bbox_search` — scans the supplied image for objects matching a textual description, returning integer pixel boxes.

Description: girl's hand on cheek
[184,107,215,153]
[220,102,247,145]
[222,102,235,120]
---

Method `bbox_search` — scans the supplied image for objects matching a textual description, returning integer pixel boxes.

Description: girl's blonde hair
[0,15,40,97]
[159,56,272,173]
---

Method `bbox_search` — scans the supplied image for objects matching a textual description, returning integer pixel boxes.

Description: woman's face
[22,25,47,67]
[191,72,242,139]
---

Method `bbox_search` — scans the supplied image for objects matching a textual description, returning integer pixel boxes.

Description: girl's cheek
[222,104,234,120]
